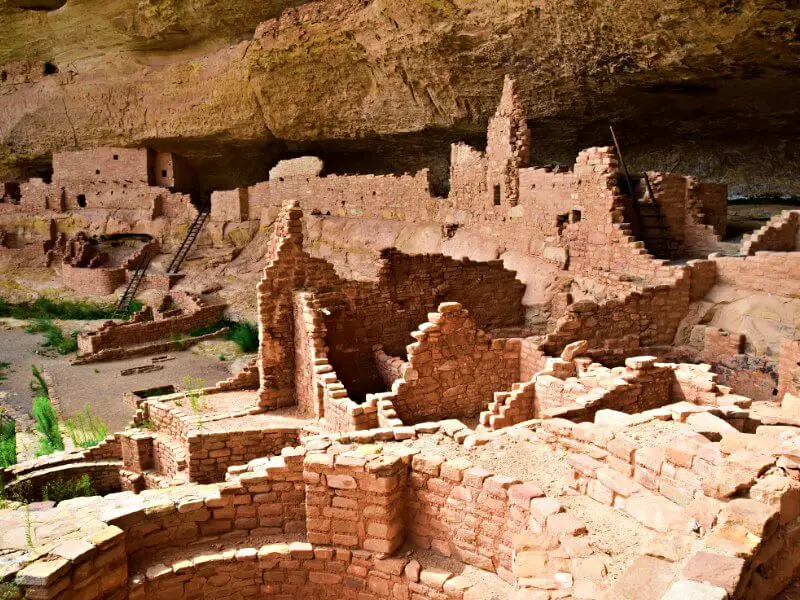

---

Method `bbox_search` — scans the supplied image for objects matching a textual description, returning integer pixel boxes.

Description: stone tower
[485,76,531,207]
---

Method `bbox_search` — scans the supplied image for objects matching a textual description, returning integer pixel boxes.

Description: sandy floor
[0,320,236,433]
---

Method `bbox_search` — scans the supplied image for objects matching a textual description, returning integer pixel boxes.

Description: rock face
[1,0,799,194]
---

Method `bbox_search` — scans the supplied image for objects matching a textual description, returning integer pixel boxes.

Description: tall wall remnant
[486,75,531,208]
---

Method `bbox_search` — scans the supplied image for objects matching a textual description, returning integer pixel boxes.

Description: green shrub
[32,395,64,457]
[226,321,259,353]
[0,296,143,321]
[65,404,108,449]
[0,361,9,382]
[25,319,78,354]
[41,474,96,503]
[0,417,16,468]
[30,365,48,397]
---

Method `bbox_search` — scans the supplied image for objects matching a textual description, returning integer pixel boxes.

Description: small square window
[113,154,119,160]
[95,169,100,175]
[493,184,501,206]
[161,169,167,177]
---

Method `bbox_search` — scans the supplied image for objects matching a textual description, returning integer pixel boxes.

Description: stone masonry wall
[713,251,800,298]
[62,263,126,295]
[541,268,692,363]
[383,303,521,424]
[405,453,542,578]
[53,148,150,186]
[304,448,408,554]
[741,209,800,255]
[187,426,300,484]
[78,302,225,356]
[322,250,526,402]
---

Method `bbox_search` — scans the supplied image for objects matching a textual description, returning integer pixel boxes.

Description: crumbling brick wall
[741,210,800,255]
[256,203,346,411]
[541,269,692,363]
[384,303,521,424]
[694,182,728,237]
[683,177,725,256]
[323,251,526,402]
[257,202,525,417]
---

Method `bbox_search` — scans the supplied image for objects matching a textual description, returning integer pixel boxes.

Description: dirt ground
[0,320,237,435]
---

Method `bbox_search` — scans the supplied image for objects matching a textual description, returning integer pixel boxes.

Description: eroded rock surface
[2,0,800,194]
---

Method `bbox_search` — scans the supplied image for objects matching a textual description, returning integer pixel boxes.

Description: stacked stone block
[740,209,800,255]
[304,447,407,554]
[187,426,299,483]
[713,250,800,298]
[379,302,521,424]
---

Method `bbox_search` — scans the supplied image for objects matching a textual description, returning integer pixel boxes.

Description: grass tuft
[41,473,96,503]
[25,319,77,354]
[0,296,142,320]
[65,404,108,449]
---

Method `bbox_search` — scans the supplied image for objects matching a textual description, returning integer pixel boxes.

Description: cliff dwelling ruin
[2,4,800,597]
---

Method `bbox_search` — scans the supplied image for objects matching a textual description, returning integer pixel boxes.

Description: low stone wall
[713,251,800,298]
[77,300,226,357]
[187,426,300,483]
[5,460,123,501]
[1,435,122,490]
[73,328,226,365]
[122,450,306,561]
[481,353,737,431]
[13,524,128,600]
[406,453,542,577]
[130,543,481,600]
[62,263,126,295]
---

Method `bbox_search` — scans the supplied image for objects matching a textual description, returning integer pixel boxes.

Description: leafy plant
[139,419,154,430]
[32,395,64,457]
[0,414,16,468]
[0,361,9,382]
[41,474,96,503]
[65,404,108,449]
[25,319,78,354]
[226,321,259,353]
